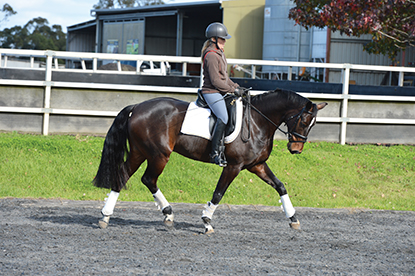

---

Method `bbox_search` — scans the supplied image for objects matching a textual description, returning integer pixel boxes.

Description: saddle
[195,90,238,136]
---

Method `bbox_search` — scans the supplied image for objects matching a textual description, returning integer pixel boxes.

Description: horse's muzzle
[287,142,303,154]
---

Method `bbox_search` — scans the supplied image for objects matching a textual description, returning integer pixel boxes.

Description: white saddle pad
[180,98,243,144]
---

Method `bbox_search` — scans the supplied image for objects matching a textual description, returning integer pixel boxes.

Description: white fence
[1,48,415,144]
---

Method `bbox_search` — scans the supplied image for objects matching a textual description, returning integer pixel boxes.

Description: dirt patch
[1,198,414,275]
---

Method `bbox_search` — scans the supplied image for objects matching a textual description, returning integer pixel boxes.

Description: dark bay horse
[93,88,327,233]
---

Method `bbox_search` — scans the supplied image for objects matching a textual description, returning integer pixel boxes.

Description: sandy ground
[0,198,414,275]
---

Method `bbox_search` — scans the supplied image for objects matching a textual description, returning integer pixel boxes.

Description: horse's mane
[250,88,310,109]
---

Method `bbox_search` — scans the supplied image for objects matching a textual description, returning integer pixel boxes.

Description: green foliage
[0,17,66,51]
[0,133,414,211]
[289,0,415,59]
[1,4,16,23]
[93,0,165,9]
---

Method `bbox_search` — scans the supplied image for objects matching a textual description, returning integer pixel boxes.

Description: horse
[93,88,327,233]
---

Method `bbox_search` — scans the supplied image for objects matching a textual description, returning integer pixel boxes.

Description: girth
[195,90,238,136]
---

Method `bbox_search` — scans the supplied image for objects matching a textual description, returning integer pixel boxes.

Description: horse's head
[285,101,327,154]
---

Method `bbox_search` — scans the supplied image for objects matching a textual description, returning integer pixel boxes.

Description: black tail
[93,105,135,191]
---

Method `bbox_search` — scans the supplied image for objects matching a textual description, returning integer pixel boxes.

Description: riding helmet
[205,22,232,40]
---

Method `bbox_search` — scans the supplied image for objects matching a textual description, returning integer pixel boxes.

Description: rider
[201,22,243,167]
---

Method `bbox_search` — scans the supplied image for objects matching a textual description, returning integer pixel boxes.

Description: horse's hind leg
[153,189,174,227]
[99,190,120,229]
[99,151,145,229]
[141,155,174,227]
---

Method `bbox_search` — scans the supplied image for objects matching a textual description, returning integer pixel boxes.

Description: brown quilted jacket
[201,45,238,96]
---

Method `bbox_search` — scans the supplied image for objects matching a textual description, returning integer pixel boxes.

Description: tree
[1,3,16,26]
[288,0,415,59]
[93,0,165,9]
[0,17,66,51]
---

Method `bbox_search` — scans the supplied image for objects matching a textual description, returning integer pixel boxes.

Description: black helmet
[205,22,231,40]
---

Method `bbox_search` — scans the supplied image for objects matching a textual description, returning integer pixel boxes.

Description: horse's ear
[317,102,328,110]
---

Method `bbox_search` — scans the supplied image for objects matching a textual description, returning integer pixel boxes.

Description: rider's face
[213,37,226,51]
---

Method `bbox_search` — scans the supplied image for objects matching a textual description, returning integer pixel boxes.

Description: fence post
[43,51,54,136]
[340,64,351,145]
[398,71,404,86]
[288,66,292,80]
[182,62,187,76]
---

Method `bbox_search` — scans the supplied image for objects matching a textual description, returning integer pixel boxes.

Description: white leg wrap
[153,189,170,211]
[102,191,119,216]
[202,201,218,220]
[281,194,296,218]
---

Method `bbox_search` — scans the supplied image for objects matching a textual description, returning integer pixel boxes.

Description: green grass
[0,132,414,211]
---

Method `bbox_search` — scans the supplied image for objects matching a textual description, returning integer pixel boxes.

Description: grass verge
[0,132,414,211]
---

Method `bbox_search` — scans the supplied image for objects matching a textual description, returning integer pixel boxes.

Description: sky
[0,0,211,31]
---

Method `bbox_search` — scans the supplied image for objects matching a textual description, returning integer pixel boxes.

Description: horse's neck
[253,93,293,125]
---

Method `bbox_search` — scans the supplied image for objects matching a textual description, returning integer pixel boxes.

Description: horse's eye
[300,116,309,127]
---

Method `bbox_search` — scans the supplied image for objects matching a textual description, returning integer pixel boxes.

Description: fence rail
[1,49,415,144]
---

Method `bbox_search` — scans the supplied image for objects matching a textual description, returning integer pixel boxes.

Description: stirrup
[210,152,227,167]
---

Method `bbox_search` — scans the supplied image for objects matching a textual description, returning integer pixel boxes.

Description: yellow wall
[222,0,265,60]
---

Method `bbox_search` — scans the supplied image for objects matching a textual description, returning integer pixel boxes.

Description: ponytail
[201,39,213,61]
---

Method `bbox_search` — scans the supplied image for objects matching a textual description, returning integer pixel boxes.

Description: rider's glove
[234,87,243,97]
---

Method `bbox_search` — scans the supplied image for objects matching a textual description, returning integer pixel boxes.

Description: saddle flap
[196,89,209,108]
[180,97,243,144]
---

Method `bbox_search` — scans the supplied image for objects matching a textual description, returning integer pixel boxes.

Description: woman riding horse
[93,86,327,233]
[201,22,244,167]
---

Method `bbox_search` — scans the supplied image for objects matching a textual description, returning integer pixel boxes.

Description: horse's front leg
[248,162,300,230]
[202,166,241,234]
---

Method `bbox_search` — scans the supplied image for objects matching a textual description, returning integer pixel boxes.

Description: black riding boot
[210,119,227,167]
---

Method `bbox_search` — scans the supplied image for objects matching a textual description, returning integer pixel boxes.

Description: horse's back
[131,97,189,119]
[136,97,189,110]
[128,97,190,151]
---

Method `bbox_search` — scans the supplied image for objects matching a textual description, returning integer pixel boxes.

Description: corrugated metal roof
[67,20,96,32]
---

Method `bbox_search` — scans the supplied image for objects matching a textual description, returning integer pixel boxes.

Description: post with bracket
[43,50,55,136]
[340,63,351,145]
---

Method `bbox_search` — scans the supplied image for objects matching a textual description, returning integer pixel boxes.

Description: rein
[241,92,311,143]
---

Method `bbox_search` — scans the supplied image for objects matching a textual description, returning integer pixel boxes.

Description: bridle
[241,94,315,144]
[279,105,314,144]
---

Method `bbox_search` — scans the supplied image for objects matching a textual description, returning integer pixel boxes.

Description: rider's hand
[234,87,243,97]
[234,87,249,97]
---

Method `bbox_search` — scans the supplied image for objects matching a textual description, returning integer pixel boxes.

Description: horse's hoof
[98,219,108,229]
[204,228,215,235]
[289,220,301,230]
[98,216,110,229]
[98,220,108,229]
[163,212,174,228]
[164,218,174,228]
[203,223,214,235]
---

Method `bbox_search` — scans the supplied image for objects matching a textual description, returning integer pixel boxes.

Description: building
[262,0,415,85]
[66,0,414,85]
[67,0,265,70]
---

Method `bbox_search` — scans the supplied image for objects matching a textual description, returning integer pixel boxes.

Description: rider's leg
[203,93,228,167]
[210,119,227,167]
